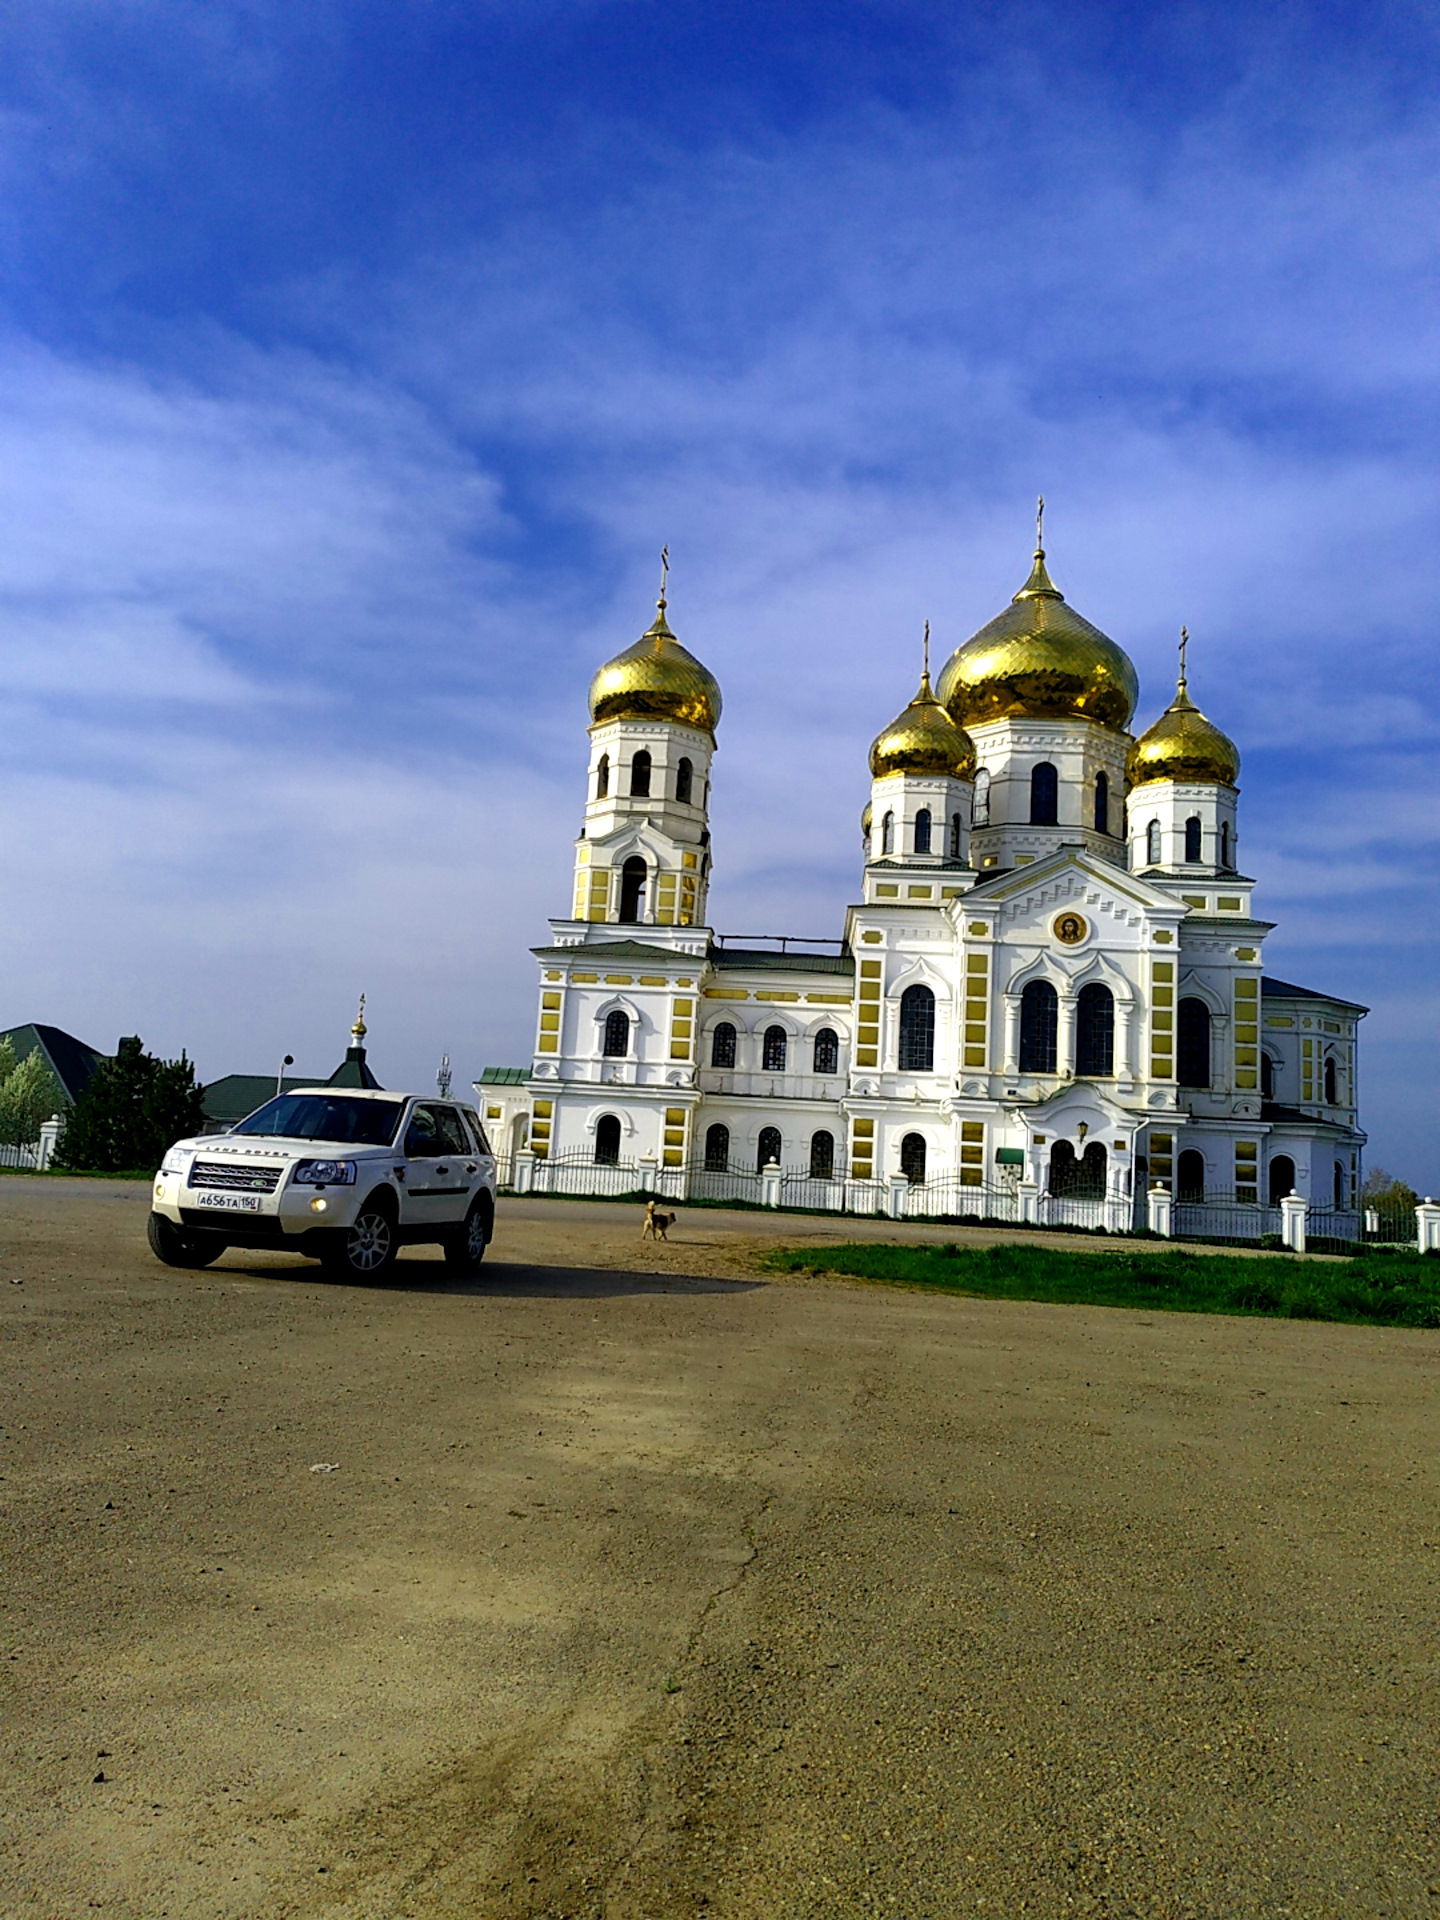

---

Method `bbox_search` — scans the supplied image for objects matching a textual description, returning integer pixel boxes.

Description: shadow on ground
[215,1255,763,1298]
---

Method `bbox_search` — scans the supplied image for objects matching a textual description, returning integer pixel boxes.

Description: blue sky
[0,1,1435,1184]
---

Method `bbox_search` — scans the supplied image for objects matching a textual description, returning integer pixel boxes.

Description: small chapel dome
[935,535,1138,733]
[1128,655,1239,789]
[869,667,977,780]
[588,593,722,736]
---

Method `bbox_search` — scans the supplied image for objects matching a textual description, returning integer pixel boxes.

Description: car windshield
[232,1094,405,1146]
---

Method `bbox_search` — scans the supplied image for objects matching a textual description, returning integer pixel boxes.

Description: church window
[973,769,990,826]
[602,1009,630,1057]
[704,1123,730,1171]
[630,750,652,797]
[1030,761,1058,825]
[1075,982,1115,1076]
[1220,820,1232,868]
[1176,1148,1205,1201]
[882,811,895,854]
[914,808,932,854]
[949,812,962,858]
[1324,1056,1337,1105]
[1019,980,1058,1074]
[898,984,935,1072]
[1145,819,1161,864]
[1268,1154,1295,1203]
[1261,1052,1276,1098]
[1176,997,1210,1087]
[710,1021,736,1068]
[594,1115,621,1165]
[757,1125,782,1170]
[595,753,609,800]
[809,1130,835,1179]
[1094,771,1109,835]
[1184,816,1202,863]
[1334,1160,1345,1207]
[618,856,647,923]
[676,757,693,805]
[762,1025,788,1072]
[813,1027,839,1075]
[901,1132,927,1184]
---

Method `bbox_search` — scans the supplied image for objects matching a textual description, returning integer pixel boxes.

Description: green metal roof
[478,1066,529,1085]
[709,947,853,975]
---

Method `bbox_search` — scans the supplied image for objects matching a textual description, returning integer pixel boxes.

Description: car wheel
[444,1197,491,1270]
[322,1202,397,1278]
[147,1211,224,1270]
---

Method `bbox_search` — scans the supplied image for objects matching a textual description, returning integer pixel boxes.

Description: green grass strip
[764,1240,1440,1328]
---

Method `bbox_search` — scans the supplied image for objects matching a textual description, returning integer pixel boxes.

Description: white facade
[490,562,1366,1220]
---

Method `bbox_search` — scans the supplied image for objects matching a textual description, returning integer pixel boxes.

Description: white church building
[480,533,1366,1229]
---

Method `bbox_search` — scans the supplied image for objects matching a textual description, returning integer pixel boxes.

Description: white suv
[148,1088,498,1279]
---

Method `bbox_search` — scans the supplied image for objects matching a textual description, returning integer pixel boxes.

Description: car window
[404,1104,444,1157]
[460,1107,492,1155]
[433,1106,471,1156]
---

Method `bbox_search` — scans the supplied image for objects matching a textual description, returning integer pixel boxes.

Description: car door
[399,1102,476,1233]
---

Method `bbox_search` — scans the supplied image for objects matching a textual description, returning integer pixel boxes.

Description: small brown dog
[642,1199,677,1241]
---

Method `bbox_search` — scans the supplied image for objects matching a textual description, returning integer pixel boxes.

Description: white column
[1416,1201,1440,1253]
[1057,994,1076,1076]
[37,1114,62,1171]
[1115,1001,1135,1080]
[1280,1194,1307,1253]
[1002,996,1020,1074]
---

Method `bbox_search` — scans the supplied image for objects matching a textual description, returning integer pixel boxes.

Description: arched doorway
[1269,1154,1295,1203]
[594,1115,621,1166]
[900,1132,927,1184]
[1176,1148,1205,1201]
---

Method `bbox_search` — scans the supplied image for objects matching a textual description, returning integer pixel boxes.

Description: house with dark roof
[0,1024,105,1106]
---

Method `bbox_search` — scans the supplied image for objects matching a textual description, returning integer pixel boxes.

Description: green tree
[0,1047,65,1147]
[54,1036,206,1173]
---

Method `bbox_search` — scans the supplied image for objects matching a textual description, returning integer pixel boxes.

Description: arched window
[949,812,962,858]
[594,1115,621,1165]
[676,757,693,805]
[1184,816,1202,863]
[1019,980,1058,1074]
[1261,1053,1276,1099]
[881,811,895,854]
[629,750,652,797]
[595,752,609,799]
[1176,997,1211,1088]
[1146,820,1161,864]
[1220,820,1232,868]
[1268,1153,1295,1203]
[704,1123,730,1171]
[901,1132,927,1184]
[813,1027,839,1075]
[973,768,990,826]
[1324,1056,1337,1105]
[602,1009,630,1057]
[1176,1148,1205,1201]
[762,1025,788,1072]
[757,1125,782,1170]
[1334,1161,1345,1208]
[1030,761,1058,825]
[809,1130,835,1179]
[1094,771,1109,835]
[1075,982,1115,1076]
[898,984,935,1072]
[710,1021,736,1068]
[914,808,932,854]
[618,856,647,923]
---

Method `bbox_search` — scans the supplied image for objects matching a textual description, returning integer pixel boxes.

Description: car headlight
[160,1148,191,1175]
[293,1159,357,1187]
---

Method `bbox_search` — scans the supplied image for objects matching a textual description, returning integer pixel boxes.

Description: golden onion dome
[1128,668,1239,789]
[935,544,1138,732]
[869,668,977,780]
[588,596,721,736]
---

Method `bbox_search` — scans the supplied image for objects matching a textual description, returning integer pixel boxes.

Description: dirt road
[2,1179,1436,1917]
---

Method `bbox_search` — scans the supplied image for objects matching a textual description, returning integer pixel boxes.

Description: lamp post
[276,1053,293,1099]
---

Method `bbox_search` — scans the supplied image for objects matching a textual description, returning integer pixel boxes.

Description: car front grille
[188,1159,285,1194]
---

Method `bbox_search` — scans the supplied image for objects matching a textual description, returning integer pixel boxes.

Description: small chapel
[484,523,1366,1224]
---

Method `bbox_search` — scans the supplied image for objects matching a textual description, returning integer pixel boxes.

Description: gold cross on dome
[658,545,669,610]
[1179,625,1189,690]
[1036,494,1045,552]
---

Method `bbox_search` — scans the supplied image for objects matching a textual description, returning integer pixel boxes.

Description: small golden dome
[861,801,873,836]
[1128,668,1239,789]
[869,668,977,780]
[936,545,1138,731]
[588,597,721,736]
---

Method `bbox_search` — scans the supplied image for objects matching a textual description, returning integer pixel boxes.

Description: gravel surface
[2,1179,1436,1918]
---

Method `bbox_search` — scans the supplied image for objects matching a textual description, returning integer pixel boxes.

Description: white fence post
[1416,1200,1440,1254]
[638,1155,659,1195]
[1364,1208,1379,1236]
[514,1150,535,1195]
[1280,1194,1307,1254]
[37,1114,62,1171]
[887,1174,909,1220]
[759,1163,783,1208]
[1018,1180,1039,1225]
[1147,1184,1173,1237]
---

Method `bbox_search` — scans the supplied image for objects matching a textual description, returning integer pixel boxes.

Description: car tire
[320,1200,398,1279]
[444,1197,491,1271]
[147,1211,224,1270]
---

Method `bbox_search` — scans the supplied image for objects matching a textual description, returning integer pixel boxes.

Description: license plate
[193,1191,263,1213]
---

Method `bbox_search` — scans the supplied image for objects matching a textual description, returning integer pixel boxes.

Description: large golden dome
[936,546,1138,731]
[1128,674,1239,788]
[588,598,721,736]
[869,668,976,779]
